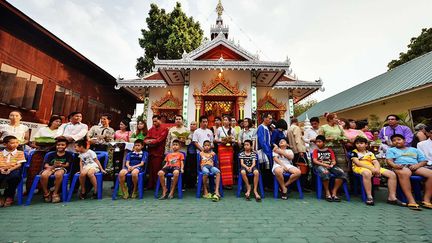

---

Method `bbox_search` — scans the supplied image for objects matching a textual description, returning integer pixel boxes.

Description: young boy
[200,140,221,202]
[272,138,301,200]
[351,136,398,206]
[118,139,146,199]
[386,134,432,210]
[239,139,261,202]
[40,136,73,203]
[74,139,106,199]
[312,135,347,202]
[158,139,184,200]
[0,136,26,207]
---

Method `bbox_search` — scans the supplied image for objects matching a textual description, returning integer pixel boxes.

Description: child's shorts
[201,165,220,175]
[162,166,180,174]
[83,163,100,173]
[40,167,68,175]
[240,166,258,174]
[353,167,388,175]
[123,167,143,172]
[272,163,296,175]
[314,165,347,181]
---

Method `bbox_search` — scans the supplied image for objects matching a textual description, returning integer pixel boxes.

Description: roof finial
[216,0,224,17]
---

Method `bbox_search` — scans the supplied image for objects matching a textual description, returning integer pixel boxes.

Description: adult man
[256,113,272,188]
[56,111,88,152]
[165,115,189,153]
[185,121,198,188]
[379,114,413,146]
[303,116,320,152]
[287,118,307,158]
[193,116,214,152]
[417,125,432,168]
[87,113,115,151]
[144,115,168,189]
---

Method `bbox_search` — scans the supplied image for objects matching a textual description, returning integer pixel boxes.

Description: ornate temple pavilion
[116,1,323,126]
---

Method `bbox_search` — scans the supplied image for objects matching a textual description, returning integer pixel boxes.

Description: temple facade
[116,1,323,127]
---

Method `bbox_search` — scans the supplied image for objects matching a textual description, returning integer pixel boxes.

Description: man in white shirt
[56,111,88,152]
[193,116,214,152]
[303,117,320,153]
[417,125,432,167]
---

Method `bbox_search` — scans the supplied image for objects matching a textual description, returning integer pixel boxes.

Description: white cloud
[8,0,432,101]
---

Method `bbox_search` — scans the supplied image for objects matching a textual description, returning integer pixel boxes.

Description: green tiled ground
[1,186,431,243]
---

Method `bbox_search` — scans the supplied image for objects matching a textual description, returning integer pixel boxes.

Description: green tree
[294,99,317,117]
[136,2,204,76]
[388,28,432,70]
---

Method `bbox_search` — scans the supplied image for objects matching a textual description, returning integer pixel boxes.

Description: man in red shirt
[144,115,168,189]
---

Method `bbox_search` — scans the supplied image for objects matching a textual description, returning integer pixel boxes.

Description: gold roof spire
[216,0,224,17]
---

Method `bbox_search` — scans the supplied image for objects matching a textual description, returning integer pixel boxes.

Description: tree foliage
[294,99,318,117]
[388,28,432,70]
[136,2,204,76]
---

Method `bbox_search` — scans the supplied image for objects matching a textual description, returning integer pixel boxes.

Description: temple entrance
[256,92,287,123]
[193,73,247,126]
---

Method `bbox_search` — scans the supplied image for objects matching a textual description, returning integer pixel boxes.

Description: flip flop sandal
[421,201,432,209]
[43,193,52,203]
[212,194,221,202]
[52,194,61,203]
[167,195,174,200]
[203,194,213,199]
[387,199,406,207]
[245,193,251,201]
[366,198,375,206]
[407,203,422,211]
[79,193,86,200]
[255,196,262,202]
[325,195,333,202]
[158,195,168,200]
[332,196,341,202]
[281,192,288,200]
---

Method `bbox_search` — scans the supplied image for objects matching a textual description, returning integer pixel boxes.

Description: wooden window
[52,85,81,117]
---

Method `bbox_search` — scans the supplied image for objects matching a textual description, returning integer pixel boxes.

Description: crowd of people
[0,110,431,210]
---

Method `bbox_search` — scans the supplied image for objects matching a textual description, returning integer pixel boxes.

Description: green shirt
[319,124,344,146]
[131,132,145,140]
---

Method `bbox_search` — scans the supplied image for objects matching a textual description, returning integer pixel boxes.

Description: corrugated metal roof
[298,51,432,120]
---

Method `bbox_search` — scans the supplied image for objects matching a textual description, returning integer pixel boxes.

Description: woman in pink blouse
[114,119,132,142]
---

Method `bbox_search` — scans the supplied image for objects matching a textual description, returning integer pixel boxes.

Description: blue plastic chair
[314,168,350,201]
[14,150,32,205]
[154,152,186,199]
[236,154,264,198]
[352,173,377,202]
[196,153,224,198]
[112,151,148,200]
[67,151,109,201]
[25,151,74,205]
[273,171,304,199]
[396,175,424,203]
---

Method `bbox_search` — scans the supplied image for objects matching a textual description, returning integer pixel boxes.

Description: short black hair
[48,115,62,127]
[386,114,400,121]
[243,139,253,146]
[315,135,326,142]
[134,139,143,145]
[275,119,288,130]
[391,134,405,140]
[356,120,368,130]
[175,114,183,120]
[55,136,69,145]
[243,118,253,128]
[215,116,222,121]
[152,115,161,120]
[75,139,87,148]
[199,116,208,123]
[262,112,272,119]
[203,140,211,145]
[310,117,319,123]
[3,135,18,144]
[172,139,181,145]
[68,111,82,120]
[426,125,432,133]
[101,113,112,121]
[237,119,243,124]
[354,136,368,144]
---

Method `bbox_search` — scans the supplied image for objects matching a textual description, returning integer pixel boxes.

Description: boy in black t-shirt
[239,140,261,202]
[40,137,73,203]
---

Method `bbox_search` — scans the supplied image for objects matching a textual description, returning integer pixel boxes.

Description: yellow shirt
[0,149,26,169]
[350,149,377,169]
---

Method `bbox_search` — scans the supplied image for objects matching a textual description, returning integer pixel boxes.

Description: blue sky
[9,0,432,101]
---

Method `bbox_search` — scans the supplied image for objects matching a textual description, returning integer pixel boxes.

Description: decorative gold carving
[193,74,247,98]
[257,93,287,112]
[151,90,182,113]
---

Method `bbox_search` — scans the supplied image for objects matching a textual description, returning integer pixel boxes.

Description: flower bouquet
[173,131,190,143]
[222,136,234,146]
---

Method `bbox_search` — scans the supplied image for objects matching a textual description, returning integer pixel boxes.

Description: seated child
[351,136,397,206]
[386,134,432,210]
[272,138,301,200]
[74,139,106,199]
[312,135,348,202]
[40,136,73,203]
[118,139,146,199]
[239,139,261,202]
[199,140,221,202]
[0,136,26,207]
[158,139,184,200]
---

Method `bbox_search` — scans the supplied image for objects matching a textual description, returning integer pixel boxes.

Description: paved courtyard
[1,186,431,243]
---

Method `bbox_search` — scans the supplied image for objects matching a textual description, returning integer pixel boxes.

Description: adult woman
[356,120,373,141]
[114,119,132,142]
[131,120,147,141]
[340,118,367,147]
[0,110,29,147]
[32,115,62,148]
[318,113,349,172]
[271,119,288,148]
[215,115,236,187]
[238,118,256,149]
[165,115,190,153]
[412,123,428,148]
